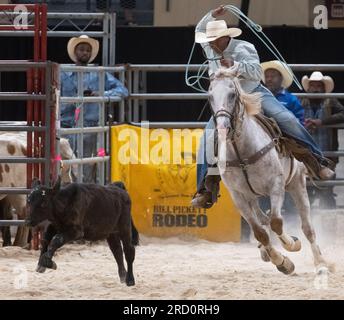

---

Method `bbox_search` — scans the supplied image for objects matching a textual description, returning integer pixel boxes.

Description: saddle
[254,113,329,178]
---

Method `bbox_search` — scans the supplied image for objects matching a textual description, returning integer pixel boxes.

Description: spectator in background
[262,60,304,125]
[120,0,137,26]
[301,71,344,208]
[60,35,128,183]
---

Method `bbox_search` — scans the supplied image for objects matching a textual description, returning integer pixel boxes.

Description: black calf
[26,177,138,286]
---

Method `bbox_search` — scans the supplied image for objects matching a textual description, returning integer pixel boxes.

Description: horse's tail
[131,218,139,246]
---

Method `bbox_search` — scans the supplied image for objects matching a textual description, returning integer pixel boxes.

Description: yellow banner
[111,124,241,242]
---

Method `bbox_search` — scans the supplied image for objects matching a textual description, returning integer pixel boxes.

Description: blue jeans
[196,84,324,190]
[63,121,98,183]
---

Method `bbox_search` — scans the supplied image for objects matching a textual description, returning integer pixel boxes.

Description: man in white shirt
[192,5,334,208]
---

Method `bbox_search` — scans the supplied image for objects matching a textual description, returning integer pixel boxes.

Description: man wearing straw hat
[60,35,128,183]
[301,71,344,208]
[192,5,335,208]
[262,60,304,125]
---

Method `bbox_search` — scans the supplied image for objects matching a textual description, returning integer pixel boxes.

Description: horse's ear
[31,178,41,189]
[52,175,61,193]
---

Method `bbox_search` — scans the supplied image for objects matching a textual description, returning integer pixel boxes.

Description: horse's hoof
[316,266,329,276]
[280,236,301,252]
[276,256,295,275]
[36,265,46,273]
[290,236,302,252]
[258,244,270,262]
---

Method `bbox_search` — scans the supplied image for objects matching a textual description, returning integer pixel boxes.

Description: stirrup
[191,191,214,209]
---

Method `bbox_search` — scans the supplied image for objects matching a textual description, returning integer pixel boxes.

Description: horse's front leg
[226,188,295,275]
[269,177,302,253]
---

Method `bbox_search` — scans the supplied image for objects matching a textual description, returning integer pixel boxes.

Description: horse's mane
[214,68,262,116]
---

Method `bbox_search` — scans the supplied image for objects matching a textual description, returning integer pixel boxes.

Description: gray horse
[209,68,329,275]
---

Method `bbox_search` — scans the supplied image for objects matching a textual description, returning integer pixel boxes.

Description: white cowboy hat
[261,60,293,89]
[195,20,242,44]
[67,35,99,63]
[302,71,334,93]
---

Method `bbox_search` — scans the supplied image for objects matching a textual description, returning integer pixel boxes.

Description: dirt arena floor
[0,212,343,300]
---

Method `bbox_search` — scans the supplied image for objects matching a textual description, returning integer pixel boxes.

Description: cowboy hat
[302,71,334,93]
[261,60,293,89]
[67,35,99,63]
[195,20,242,44]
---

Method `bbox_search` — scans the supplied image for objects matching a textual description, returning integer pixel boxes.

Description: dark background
[1,25,343,122]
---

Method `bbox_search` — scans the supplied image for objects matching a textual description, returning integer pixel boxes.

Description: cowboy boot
[191,174,221,209]
[191,189,213,209]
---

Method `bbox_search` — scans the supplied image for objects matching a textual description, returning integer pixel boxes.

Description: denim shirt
[196,12,263,93]
[60,70,129,127]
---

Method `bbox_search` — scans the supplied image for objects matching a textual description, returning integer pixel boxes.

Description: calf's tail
[111,181,126,190]
[111,181,138,245]
[131,218,139,246]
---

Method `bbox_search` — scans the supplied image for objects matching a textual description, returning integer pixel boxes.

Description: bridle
[209,77,276,196]
[210,79,243,141]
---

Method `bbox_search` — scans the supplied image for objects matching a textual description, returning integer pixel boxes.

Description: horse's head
[209,71,238,131]
[209,68,261,135]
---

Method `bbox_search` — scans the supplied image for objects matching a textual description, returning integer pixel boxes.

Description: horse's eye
[228,92,235,100]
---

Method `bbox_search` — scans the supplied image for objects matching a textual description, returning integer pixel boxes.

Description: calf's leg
[2,227,12,247]
[120,229,136,286]
[36,224,57,273]
[107,232,127,283]
[0,198,12,246]
[39,227,84,270]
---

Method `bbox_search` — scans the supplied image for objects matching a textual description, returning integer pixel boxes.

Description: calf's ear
[31,178,41,189]
[52,175,61,193]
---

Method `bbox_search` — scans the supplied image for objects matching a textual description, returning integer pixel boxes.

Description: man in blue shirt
[262,60,304,125]
[302,71,344,208]
[60,35,128,182]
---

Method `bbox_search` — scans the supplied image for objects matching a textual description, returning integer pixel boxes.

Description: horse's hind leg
[229,189,294,274]
[107,233,127,283]
[286,170,329,272]
[269,180,301,252]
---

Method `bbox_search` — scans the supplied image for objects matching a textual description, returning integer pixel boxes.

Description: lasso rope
[185,5,303,93]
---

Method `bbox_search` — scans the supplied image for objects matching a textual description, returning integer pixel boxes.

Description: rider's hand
[220,58,234,68]
[212,5,227,18]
